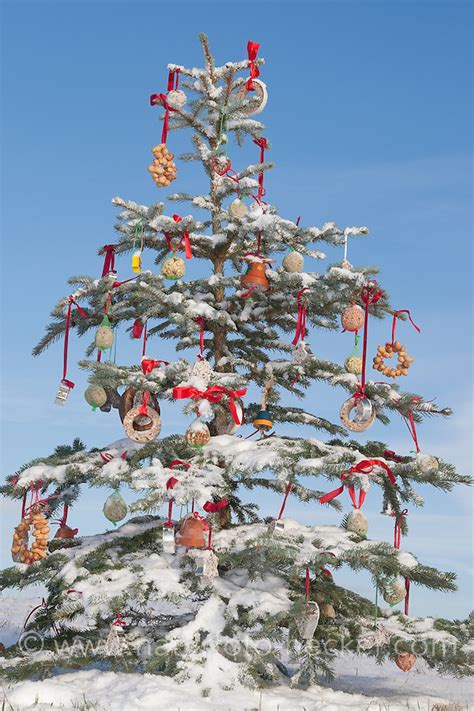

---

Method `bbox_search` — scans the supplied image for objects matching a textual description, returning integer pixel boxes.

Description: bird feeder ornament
[373,310,419,379]
[341,304,364,332]
[84,385,108,410]
[55,296,90,405]
[147,144,177,187]
[240,260,269,293]
[253,379,273,432]
[162,255,186,280]
[123,393,162,443]
[344,334,363,375]
[185,418,211,448]
[382,578,407,607]
[295,568,320,640]
[11,510,50,565]
[229,198,248,219]
[103,490,127,525]
[167,68,187,108]
[176,513,208,549]
[320,602,336,619]
[53,504,78,540]
[346,509,368,536]
[95,315,114,351]
[403,407,439,473]
[282,250,304,273]
[395,652,417,672]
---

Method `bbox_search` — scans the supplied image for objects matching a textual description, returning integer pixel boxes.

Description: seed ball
[346,509,368,535]
[84,385,108,408]
[95,325,114,350]
[341,305,364,332]
[282,251,304,273]
[344,355,363,375]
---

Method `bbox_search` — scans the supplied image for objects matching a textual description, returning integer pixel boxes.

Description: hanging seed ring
[11,511,49,565]
[373,341,414,378]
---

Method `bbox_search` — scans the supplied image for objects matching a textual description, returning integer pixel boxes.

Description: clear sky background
[1,1,472,619]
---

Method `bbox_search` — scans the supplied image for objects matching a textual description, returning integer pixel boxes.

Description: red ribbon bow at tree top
[163,214,192,259]
[62,296,90,389]
[292,288,309,345]
[246,41,260,90]
[355,281,384,398]
[150,93,178,145]
[319,459,395,509]
[253,137,268,199]
[172,385,247,425]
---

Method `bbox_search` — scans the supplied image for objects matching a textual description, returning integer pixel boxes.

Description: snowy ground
[1,596,472,710]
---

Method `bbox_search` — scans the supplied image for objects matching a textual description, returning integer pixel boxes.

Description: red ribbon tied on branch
[167,68,180,92]
[246,41,260,90]
[100,245,116,277]
[141,358,169,374]
[391,309,420,345]
[292,288,309,346]
[253,137,267,199]
[172,385,247,425]
[163,214,192,259]
[132,319,144,339]
[62,296,90,388]
[149,93,177,144]
[319,459,395,509]
[203,499,229,513]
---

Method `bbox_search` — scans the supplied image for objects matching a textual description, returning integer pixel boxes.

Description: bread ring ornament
[147,143,177,188]
[372,341,414,378]
[340,396,376,432]
[119,386,160,424]
[11,512,49,565]
[235,79,268,116]
[123,405,161,442]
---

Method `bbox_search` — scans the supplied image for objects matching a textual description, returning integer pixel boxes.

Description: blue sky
[1,1,472,618]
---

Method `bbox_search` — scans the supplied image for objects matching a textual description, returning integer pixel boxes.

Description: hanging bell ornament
[395,652,416,672]
[131,250,142,274]
[340,396,376,432]
[416,452,439,473]
[346,509,368,536]
[185,419,211,448]
[295,601,320,640]
[229,198,248,219]
[95,316,114,351]
[176,514,207,548]
[84,385,108,409]
[167,89,187,108]
[241,262,269,292]
[103,490,128,525]
[54,380,72,406]
[282,251,304,273]
[341,305,364,332]
[162,255,185,280]
[162,523,176,554]
[54,525,78,540]
[253,409,273,431]
[383,578,407,606]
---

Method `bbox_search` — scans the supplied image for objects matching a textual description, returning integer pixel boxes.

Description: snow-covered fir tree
[0,35,472,693]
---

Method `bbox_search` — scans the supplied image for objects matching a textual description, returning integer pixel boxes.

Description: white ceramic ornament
[296,601,320,640]
[167,89,187,108]
[383,578,406,606]
[282,251,304,273]
[416,452,439,473]
[346,509,368,536]
[191,358,213,385]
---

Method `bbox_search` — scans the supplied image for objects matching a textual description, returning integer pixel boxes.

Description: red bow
[319,459,395,508]
[149,93,177,144]
[141,358,169,374]
[172,385,247,425]
[383,449,402,462]
[163,214,192,259]
[166,477,179,490]
[203,499,229,513]
[113,612,126,627]
[100,451,127,462]
[168,459,191,471]
[132,319,144,339]
[246,41,260,90]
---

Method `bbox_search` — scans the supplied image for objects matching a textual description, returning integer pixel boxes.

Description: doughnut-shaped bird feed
[373,340,414,378]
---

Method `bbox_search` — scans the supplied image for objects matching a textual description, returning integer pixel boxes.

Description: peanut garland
[373,340,414,378]
[147,144,177,187]
[11,511,49,565]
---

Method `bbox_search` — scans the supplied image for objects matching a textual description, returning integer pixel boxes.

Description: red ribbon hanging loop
[246,41,260,90]
[391,309,420,346]
[292,288,309,346]
[253,137,267,199]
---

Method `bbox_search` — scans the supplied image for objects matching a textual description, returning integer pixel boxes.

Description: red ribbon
[163,215,192,259]
[133,319,144,339]
[113,611,126,627]
[246,41,260,90]
[203,499,229,513]
[167,68,180,92]
[100,451,127,462]
[139,391,150,416]
[195,317,205,356]
[391,309,420,346]
[305,567,310,602]
[253,137,267,199]
[62,297,89,388]
[100,245,116,277]
[141,358,169,374]
[357,281,383,396]
[403,410,420,453]
[292,288,309,346]
[168,460,191,471]
[166,477,179,490]
[319,460,395,507]
[278,482,292,519]
[383,449,402,462]
[172,385,247,425]
[150,93,176,144]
